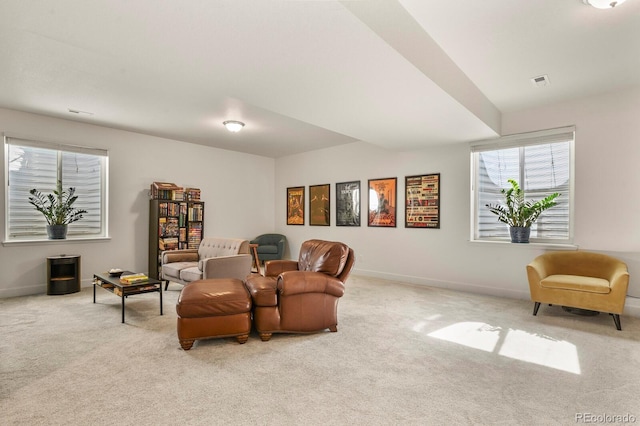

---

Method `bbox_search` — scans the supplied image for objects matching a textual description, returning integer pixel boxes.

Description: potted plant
[485,179,560,243]
[28,180,87,239]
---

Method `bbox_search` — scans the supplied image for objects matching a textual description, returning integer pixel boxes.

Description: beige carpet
[1,275,639,426]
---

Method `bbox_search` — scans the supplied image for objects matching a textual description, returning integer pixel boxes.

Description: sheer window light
[470,127,575,243]
[5,135,108,242]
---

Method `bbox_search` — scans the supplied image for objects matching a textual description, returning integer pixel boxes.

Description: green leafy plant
[28,180,87,225]
[485,179,560,228]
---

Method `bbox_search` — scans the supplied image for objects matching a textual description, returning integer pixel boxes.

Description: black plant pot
[47,225,68,240]
[509,226,530,243]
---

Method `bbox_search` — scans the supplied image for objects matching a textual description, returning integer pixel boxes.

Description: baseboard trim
[0,279,93,299]
[352,268,640,318]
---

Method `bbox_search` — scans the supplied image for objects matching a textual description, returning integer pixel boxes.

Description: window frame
[470,126,575,245]
[4,134,109,243]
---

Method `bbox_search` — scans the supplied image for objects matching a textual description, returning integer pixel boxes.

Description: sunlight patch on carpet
[427,322,581,375]
[428,321,500,352]
[499,329,581,374]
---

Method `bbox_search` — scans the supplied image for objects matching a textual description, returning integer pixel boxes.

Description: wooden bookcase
[149,199,205,279]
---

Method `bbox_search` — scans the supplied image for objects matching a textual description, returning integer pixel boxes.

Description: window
[471,126,574,243]
[5,135,108,242]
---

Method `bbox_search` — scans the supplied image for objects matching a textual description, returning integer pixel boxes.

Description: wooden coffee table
[93,271,163,323]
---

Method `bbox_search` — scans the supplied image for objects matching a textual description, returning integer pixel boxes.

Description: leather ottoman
[176,278,252,350]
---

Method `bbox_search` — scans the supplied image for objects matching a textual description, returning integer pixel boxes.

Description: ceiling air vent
[531,75,550,87]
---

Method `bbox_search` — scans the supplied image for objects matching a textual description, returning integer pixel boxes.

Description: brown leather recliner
[244,239,355,341]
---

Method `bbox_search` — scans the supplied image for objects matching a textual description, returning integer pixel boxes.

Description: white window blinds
[471,127,574,242]
[5,136,108,240]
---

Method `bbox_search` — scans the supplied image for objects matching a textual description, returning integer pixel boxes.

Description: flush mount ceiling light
[223,120,245,133]
[582,0,626,9]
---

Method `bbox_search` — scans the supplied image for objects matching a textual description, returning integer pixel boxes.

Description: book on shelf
[171,188,185,201]
[165,217,179,237]
[158,217,167,236]
[150,182,182,200]
[159,237,179,251]
[185,188,201,201]
[188,204,203,221]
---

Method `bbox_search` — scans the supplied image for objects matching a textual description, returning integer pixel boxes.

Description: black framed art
[336,181,360,226]
[368,177,397,227]
[286,186,305,225]
[405,173,440,229]
[309,184,330,226]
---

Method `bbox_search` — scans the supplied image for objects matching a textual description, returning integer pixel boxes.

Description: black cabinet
[47,255,81,295]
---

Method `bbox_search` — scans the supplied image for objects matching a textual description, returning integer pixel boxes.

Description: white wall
[3,86,639,317]
[0,108,275,297]
[274,87,640,316]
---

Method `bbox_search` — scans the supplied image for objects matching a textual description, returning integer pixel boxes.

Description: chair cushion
[162,261,197,279]
[177,278,251,318]
[298,239,349,277]
[179,266,204,283]
[257,245,278,255]
[540,274,611,294]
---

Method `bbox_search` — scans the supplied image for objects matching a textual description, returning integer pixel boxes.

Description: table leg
[93,280,96,303]
[160,283,163,316]
[250,244,261,275]
[121,294,125,323]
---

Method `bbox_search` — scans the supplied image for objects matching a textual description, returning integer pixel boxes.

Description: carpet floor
[1,275,639,425]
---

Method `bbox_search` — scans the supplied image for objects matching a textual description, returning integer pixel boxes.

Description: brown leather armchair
[244,239,355,341]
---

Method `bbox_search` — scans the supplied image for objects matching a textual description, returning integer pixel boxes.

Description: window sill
[2,236,111,246]
[468,239,578,250]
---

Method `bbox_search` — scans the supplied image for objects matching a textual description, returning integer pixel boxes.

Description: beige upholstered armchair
[244,239,355,341]
[161,237,251,289]
[526,250,629,330]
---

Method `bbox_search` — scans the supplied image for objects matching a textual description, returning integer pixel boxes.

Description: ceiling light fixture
[582,0,626,9]
[223,120,245,133]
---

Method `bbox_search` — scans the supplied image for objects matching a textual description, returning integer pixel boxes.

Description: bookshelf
[149,199,204,280]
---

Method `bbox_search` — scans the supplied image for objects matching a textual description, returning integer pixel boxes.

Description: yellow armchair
[526,250,629,330]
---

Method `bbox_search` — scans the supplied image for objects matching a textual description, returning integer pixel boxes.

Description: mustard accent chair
[526,251,629,330]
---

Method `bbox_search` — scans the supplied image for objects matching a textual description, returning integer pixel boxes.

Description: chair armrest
[162,250,198,264]
[264,260,298,277]
[526,257,548,286]
[201,254,252,281]
[244,275,278,306]
[609,264,630,291]
[277,271,345,298]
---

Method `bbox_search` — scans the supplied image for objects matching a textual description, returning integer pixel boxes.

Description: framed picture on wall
[405,173,440,229]
[286,186,305,225]
[368,177,397,227]
[309,184,330,226]
[336,181,361,226]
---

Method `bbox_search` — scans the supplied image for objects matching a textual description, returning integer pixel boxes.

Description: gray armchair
[250,234,286,263]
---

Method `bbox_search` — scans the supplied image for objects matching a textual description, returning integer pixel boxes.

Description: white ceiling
[0,0,638,158]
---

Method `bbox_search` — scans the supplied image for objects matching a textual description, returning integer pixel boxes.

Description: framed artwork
[368,177,397,227]
[336,181,361,226]
[286,186,305,225]
[309,184,330,226]
[405,173,440,229]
